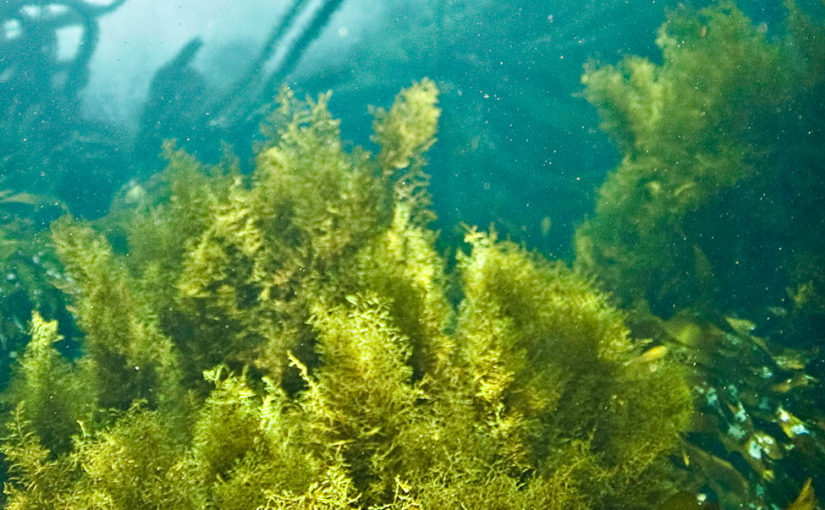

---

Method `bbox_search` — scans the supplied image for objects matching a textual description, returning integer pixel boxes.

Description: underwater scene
[1,0,824,508]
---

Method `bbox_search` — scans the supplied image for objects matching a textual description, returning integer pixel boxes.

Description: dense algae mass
[574,1,825,506]
[575,0,825,323]
[0,81,692,508]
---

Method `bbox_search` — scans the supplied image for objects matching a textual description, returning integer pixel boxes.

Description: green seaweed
[574,1,825,318]
[51,218,183,414]
[572,2,825,504]
[2,313,89,455]
[1,81,691,508]
[0,208,75,389]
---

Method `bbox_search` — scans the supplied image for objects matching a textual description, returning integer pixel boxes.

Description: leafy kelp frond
[69,405,187,509]
[174,178,275,380]
[169,85,395,386]
[0,81,693,508]
[582,1,782,159]
[573,3,825,505]
[372,79,440,229]
[372,77,440,177]
[120,80,441,390]
[123,143,234,271]
[0,215,74,389]
[1,406,78,510]
[189,367,264,485]
[625,307,825,507]
[188,368,322,509]
[259,457,360,510]
[304,294,423,499]
[347,201,454,380]
[253,88,389,266]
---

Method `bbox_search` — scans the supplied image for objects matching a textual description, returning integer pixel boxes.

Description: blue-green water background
[70,0,789,256]
[4,0,804,256]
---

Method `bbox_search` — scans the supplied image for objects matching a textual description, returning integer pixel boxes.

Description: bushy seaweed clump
[572,2,825,505]
[575,1,825,323]
[1,81,691,508]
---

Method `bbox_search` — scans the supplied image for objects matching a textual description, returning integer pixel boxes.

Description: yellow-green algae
[1,80,691,509]
[573,2,825,505]
[574,1,825,319]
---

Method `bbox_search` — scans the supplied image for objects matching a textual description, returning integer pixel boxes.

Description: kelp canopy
[0,0,130,215]
[0,81,692,508]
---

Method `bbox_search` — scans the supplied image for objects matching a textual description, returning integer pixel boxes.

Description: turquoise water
[1,0,824,508]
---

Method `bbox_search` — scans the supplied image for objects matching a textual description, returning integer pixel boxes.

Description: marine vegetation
[0,81,692,509]
[627,308,825,508]
[299,0,690,257]
[574,0,825,323]
[573,1,825,506]
[0,191,75,389]
[0,0,358,401]
[135,0,349,173]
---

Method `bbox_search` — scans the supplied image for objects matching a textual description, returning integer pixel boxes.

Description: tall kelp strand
[0,81,692,508]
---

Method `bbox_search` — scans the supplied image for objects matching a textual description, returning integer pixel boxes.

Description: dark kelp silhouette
[136,0,348,173]
[1,0,349,206]
[0,0,129,215]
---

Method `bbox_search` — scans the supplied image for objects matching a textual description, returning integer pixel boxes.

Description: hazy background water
[34,0,794,254]
[73,0,677,257]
